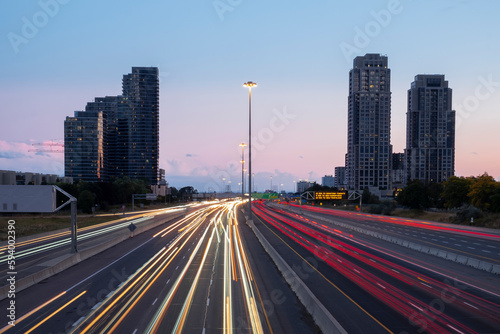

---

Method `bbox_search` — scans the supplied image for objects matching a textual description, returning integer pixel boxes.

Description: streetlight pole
[239,143,246,201]
[252,173,255,193]
[243,81,257,222]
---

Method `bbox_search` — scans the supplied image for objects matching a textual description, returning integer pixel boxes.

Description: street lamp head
[243,81,257,89]
[239,142,247,147]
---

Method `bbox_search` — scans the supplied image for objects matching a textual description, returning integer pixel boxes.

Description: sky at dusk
[1,0,499,192]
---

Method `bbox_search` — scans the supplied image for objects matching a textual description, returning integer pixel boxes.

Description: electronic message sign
[314,191,346,200]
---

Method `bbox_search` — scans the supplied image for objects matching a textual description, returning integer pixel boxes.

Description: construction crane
[29,140,64,153]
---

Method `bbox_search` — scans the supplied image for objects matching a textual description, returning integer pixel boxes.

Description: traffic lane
[332,224,500,299]
[251,209,402,334]
[292,204,500,238]
[0,207,186,262]
[291,206,500,264]
[0,211,182,285]
[293,204,500,243]
[181,232,221,333]
[0,212,190,333]
[237,210,319,333]
[338,215,500,261]
[107,216,213,333]
[260,205,500,332]
[92,206,220,333]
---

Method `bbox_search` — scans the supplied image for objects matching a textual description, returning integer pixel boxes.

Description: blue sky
[1,0,499,191]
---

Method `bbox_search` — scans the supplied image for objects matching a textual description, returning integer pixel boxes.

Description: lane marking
[409,302,423,312]
[447,324,465,334]
[463,302,478,310]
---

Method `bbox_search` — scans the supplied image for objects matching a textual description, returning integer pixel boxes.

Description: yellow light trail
[25,290,86,334]
[173,226,216,333]
[79,208,211,333]
[146,212,215,333]
[107,208,219,333]
[0,291,67,334]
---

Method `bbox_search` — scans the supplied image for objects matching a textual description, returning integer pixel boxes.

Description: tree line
[396,173,500,212]
[55,178,199,213]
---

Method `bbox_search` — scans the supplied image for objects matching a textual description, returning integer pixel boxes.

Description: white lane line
[487,245,496,248]
[431,239,438,241]
[376,283,386,289]
[467,247,475,250]
[175,266,179,270]
[463,302,479,310]
[409,302,423,312]
[66,236,156,292]
[152,298,158,305]
[391,269,400,274]
[166,279,170,284]
[132,329,138,334]
[447,324,465,334]
[442,241,449,244]
[482,250,491,253]
[207,298,210,306]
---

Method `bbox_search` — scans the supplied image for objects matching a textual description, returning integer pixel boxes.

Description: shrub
[369,200,396,215]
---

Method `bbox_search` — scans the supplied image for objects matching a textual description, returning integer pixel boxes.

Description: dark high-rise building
[406,75,455,183]
[85,95,121,180]
[346,53,392,191]
[117,67,160,184]
[64,111,104,182]
[64,67,160,185]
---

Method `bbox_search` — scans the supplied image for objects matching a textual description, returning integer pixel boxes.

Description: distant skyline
[1,1,499,192]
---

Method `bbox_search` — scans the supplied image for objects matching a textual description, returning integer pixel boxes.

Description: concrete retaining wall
[246,218,347,334]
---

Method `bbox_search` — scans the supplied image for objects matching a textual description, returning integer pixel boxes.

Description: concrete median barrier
[246,218,347,334]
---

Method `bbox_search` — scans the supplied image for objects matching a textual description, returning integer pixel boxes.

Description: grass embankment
[391,209,500,229]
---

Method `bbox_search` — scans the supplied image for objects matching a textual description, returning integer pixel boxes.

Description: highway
[2,199,500,333]
[252,201,500,333]
[290,203,500,264]
[0,201,316,333]
[0,206,188,285]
